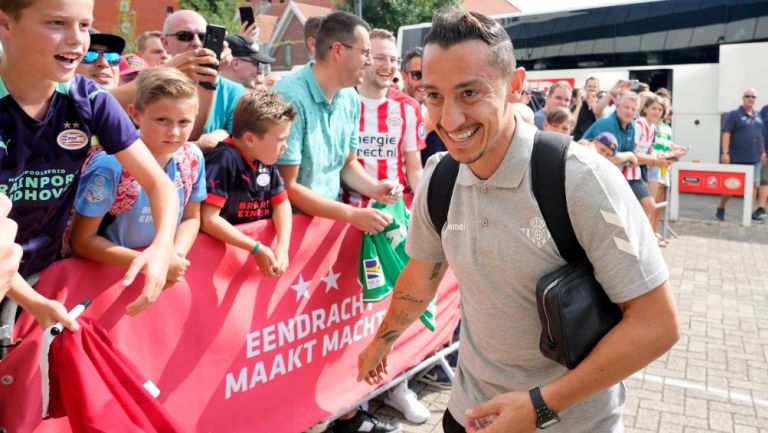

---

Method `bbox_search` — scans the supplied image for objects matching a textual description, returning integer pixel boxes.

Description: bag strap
[427,152,459,236]
[530,131,587,263]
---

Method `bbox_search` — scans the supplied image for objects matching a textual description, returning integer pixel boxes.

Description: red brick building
[93,0,180,50]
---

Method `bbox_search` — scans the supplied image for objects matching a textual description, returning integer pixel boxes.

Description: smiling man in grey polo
[356,8,679,433]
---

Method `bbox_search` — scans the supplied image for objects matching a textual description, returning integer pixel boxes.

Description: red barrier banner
[678,170,746,196]
[0,215,460,433]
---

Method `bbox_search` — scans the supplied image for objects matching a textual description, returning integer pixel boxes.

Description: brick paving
[361,194,768,433]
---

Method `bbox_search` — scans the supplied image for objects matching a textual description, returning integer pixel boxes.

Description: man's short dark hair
[402,46,422,72]
[424,8,515,76]
[314,11,370,62]
[304,15,324,43]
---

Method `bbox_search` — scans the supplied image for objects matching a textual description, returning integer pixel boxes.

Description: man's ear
[508,67,527,103]
[0,10,13,36]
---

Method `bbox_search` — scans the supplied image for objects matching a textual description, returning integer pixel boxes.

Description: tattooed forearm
[394,292,426,304]
[375,322,401,344]
[429,262,443,280]
[392,308,410,325]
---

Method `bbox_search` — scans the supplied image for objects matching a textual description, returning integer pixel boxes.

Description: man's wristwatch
[529,385,560,429]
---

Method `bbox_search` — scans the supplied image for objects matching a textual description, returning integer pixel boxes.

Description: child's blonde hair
[232,91,296,138]
[133,67,197,112]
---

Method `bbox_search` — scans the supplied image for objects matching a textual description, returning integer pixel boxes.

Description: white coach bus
[398,0,768,163]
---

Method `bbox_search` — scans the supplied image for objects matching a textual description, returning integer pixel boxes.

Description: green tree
[338,0,461,33]
[179,0,241,33]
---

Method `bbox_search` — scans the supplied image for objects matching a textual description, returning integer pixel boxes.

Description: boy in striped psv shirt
[342,29,425,206]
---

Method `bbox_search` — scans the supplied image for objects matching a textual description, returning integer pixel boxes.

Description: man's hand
[254,245,279,277]
[239,21,261,41]
[356,340,392,385]
[761,152,766,166]
[653,156,672,168]
[349,207,392,233]
[0,194,21,296]
[720,153,731,164]
[370,179,403,205]
[166,48,219,83]
[123,241,174,316]
[585,90,597,108]
[464,392,536,433]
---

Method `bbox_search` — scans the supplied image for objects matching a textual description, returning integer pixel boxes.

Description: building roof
[256,14,280,42]
[269,1,333,47]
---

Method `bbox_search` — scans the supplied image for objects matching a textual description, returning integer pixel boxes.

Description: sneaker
[418,365,452,389]
[715,207,725,221]
[755,207,766,218]
[332,410,401,433]
[385,382,430,424]
[751,210,765,223]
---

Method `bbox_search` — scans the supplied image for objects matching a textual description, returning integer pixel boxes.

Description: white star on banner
[322,268,340,293]
[290,275,311,301]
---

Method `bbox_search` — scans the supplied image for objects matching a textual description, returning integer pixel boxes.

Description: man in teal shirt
[275,11,402,433]
[276,12,400,235]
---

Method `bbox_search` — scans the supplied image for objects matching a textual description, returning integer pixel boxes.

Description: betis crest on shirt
[358,199,437,331]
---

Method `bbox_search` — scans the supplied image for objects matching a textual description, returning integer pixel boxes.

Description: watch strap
[529,385,560,429]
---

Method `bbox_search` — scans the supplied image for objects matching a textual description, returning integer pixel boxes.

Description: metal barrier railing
[325,341,459,424]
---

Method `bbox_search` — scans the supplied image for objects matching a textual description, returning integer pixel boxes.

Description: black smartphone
[239,5,255,27]
[203,24,227,71]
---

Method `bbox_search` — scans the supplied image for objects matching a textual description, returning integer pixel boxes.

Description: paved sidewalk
[362,195,768,433]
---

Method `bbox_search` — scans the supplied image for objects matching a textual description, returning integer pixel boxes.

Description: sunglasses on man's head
[165,31,206,42]
[82,50,120,66]
[406,70,422,80]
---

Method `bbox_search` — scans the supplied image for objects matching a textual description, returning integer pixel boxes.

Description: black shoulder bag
[427,131,622,369]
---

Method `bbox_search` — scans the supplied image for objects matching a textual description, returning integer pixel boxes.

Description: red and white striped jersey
[624,116,657,181]
[343,89,426,205]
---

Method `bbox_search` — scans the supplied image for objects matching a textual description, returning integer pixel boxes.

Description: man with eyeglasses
[275,11,401,433]
[76,30,124,90]
[717,88,767,223]
[220,34,275,91]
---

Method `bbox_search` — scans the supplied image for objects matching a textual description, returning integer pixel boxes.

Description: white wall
[670,64,721,163]
[718,42,768,112]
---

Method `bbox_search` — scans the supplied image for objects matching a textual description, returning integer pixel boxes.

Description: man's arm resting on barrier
[340,152,401,204]
[357,259,447,385]
[277,164,392,234]
[7,274,78,331]
[465,281,679,433]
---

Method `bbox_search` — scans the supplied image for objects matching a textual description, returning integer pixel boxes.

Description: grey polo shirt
[406,120,669,432]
